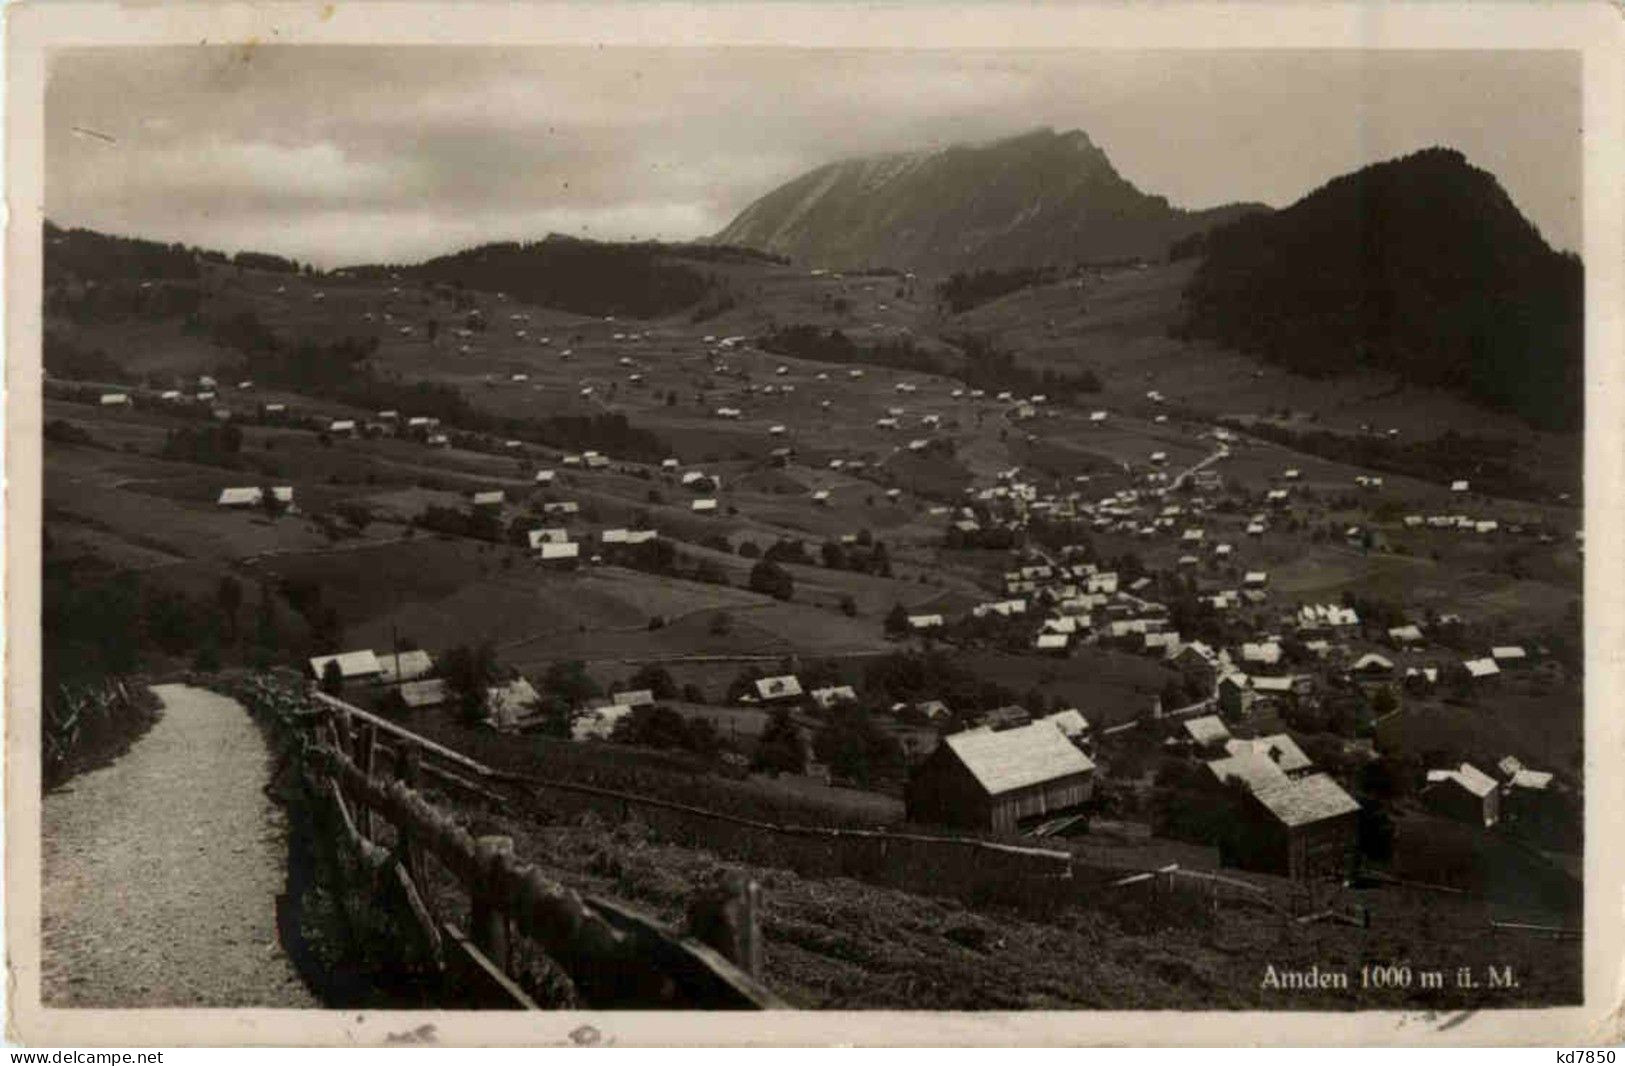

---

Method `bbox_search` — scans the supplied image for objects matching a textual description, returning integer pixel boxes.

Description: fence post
[686,874,764,979]
[472,835,515,975]
[355,723,377,842]
[397,745,427,889]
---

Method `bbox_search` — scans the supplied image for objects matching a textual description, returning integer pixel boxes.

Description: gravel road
[41,683,318,1007]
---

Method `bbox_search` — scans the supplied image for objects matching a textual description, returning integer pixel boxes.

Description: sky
[45,47,1581,267]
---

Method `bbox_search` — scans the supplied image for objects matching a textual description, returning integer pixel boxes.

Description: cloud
[44,46,1581,266]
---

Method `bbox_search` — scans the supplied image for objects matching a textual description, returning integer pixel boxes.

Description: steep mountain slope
[713,127,1266,273]
[1175,147,1583,431]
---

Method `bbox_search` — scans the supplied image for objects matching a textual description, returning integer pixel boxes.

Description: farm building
[99,393,131,406]
[1351,653,1394,677]
[542,501,580,516]
[329,419,358,437]
[905,720,1096,833]
[471,490,505,508]
[309,650,383,684]
[908,614,944,632]
[1451,480,1470,493]
[1491,646,1528,668]
[377,649,435,685]
[1388,625,1425,647]
[1424,763,1501,827]
[534,470,556,484]
[398,679,449,709]
[753,675,803,704]
[537,541,580,564]
[1236,774,1361,881]
[1463,657,1502,682]
[1242,571,1268,588]
[1034,632,1070,654]
[217,486,293,508]
[610,689,656,709]
[692,498,718,513]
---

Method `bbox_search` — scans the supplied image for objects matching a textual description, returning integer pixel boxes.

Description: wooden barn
[905,721,1096,833]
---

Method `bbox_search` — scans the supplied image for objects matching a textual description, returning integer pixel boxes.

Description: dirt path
[41,683,317,1007]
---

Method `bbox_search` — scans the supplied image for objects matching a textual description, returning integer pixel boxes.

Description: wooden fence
[238,678,784,1009]
[303,689,1077,911]
[43,676,154,788]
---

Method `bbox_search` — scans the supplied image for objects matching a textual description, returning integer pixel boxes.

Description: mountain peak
[714,127,1257,273]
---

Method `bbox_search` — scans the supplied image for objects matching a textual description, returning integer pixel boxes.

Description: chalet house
[809,685,858,711]
[572,703,634,742]
[1034,632,1071,654]
[905,720,1096,833]
[1491,646,1529,670]
[1240,641,1283,669]
[1424,763,1500,827]
[487,678,544,732]
[537,541,580,565]
[1217,673,1252,718]
[752,675,803,704]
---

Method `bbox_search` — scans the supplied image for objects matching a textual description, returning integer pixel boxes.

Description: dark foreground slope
[1175,147,1582,431]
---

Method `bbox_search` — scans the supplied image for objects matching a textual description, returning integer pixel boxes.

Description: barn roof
[1253,773,1361,828]
[398,678,448,708]
[944,721,1095,797]
[1428,762,1499,797]
[310,650,382,679]
[1224,734,1312,775]
[1207,750,1292,794]
[1183,715,1231,747]
[754,675,803,700]
[377,649,434,684]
